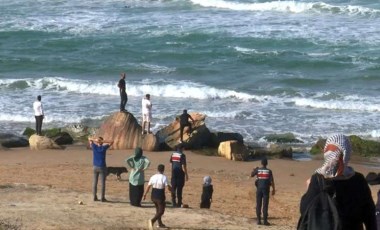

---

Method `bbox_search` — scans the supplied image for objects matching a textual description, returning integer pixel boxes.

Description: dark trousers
[256,187,270,220]
[93,166,107,199]
[171,173,185,206]
[35,115,43,135]
[180,123,192,141]
[129,183,144,207]
[152,198,165,226]
[120,92,128,111]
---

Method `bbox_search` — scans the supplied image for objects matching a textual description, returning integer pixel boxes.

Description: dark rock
[209,132,244,147]
[0,133,29,148]
[52,132,74,145]
[264,133,303,143]
[156,112,211,150]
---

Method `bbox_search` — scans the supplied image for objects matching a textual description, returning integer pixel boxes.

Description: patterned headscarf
[203,176,212,186]
[315,134,354,179]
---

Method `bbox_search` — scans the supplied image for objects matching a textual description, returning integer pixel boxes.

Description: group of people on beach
[117,71,378,229]
[88,136,213,229]
[33,72,378,229]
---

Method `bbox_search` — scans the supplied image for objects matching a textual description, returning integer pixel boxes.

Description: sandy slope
[0,145,379,230]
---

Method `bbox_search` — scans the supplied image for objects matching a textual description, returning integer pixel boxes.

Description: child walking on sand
[143,164,172,230]
[200,176,213,209]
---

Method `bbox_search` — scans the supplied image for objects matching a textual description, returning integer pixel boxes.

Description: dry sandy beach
[1,145,379,230]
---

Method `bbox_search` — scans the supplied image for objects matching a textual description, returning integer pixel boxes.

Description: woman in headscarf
[125,147,151,207]
[299,134,377,230]
[200,175,213,209]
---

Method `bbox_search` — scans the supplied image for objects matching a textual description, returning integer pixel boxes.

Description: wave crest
[190,0,380,16]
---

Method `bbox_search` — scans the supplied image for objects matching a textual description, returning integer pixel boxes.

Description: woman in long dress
[125,147,151,207]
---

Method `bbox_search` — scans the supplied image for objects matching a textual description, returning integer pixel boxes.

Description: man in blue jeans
[88,136,114,202]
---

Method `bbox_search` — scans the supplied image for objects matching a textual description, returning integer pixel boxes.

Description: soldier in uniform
[251,157,275,226]
[169,144,189,207]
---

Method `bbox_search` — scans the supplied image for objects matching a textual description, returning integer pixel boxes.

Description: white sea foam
[0,77,259,101]
[293,97,380,112]
[190,0,380,16]
[234,46,279,55]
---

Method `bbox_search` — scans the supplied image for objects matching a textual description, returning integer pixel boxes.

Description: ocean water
[1,0,380,145]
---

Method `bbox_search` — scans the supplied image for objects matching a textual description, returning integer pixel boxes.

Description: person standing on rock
[118,72,128,112]
[170,143,189,207]
[125,147,151,207]
[33,95,44,136]
[88,136,114,202]
[179,109,195,142]
[251,157,275,226]
[141,94,152,135]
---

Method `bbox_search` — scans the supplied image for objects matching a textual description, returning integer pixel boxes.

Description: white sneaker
[148,219,153,230]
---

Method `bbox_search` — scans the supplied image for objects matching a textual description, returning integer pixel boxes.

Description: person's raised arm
[88,137,96,145]
[104,140,114,146]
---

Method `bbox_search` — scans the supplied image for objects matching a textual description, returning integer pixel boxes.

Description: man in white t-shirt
[141,94,152,135]
[33,95,44,135]
[143,164,172,230]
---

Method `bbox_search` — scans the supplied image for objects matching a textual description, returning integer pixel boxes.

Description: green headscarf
[134,147,143,161]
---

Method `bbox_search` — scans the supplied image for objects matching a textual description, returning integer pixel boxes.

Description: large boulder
[62,124,98,143]
[95,112,158,151]
[156,112,211,150]
[52,132,74,145]
[0,133,29,148]
[209,132,244,148]
[264,133,303,143]
[217,140,249,161]
[29,134,62,150]
[249,144,293,159]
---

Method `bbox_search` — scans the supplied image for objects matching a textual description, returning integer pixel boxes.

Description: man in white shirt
[143,164,172,230]
[141,94,152,135]
[33,95,44,135]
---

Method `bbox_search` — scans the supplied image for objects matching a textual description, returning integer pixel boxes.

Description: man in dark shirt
[118,72,128,112]
[251,157,275,225]
[169,144,189,207]
[179,109,195,142]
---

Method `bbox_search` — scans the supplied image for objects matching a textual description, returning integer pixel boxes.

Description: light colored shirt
[148,173,168,189]
[33,101,44,116]
[142,98,152,114]
[125,156,151,186]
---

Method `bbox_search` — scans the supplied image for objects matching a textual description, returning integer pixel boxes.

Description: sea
[1,0,380,146]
